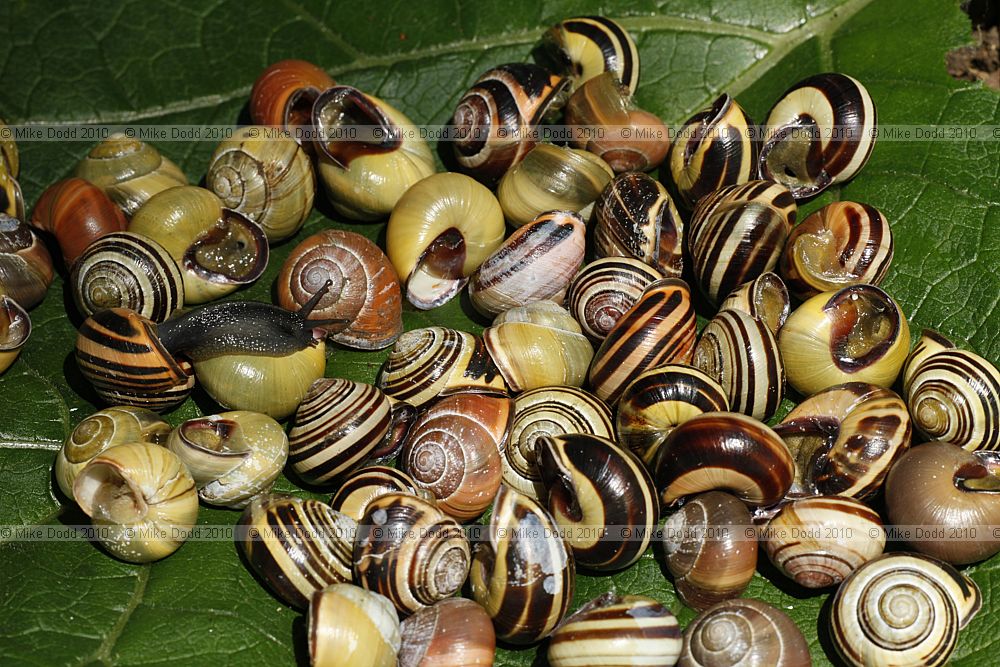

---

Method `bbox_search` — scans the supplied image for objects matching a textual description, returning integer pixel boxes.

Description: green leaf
[0,0,997,665]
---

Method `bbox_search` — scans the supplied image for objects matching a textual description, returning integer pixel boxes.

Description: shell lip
[404,227,468,310]
[823,284,902,371]
[312,85,400,168]
[758,121,831,199]
[183,211,269,286]
[0,296,30,350]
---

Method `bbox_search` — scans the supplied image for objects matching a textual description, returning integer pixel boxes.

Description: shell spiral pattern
[566,257,663,342]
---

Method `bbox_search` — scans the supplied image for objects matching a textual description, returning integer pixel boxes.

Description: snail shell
[0,214,54,310]
[386,172,505,309]
[398,597,495,667]
[0,295,30,375]
[468,210,586,317]
[538,16,640,94]
[470,485,574,645]
[566,257,663,343]
[831,552,981,667]
[663,491,757,610]
[249,59,335,135]
[593,171,684,277]
[237,494,356,609]
[73,442,198,562]
[329,466,432,522]
[30,177,128,267]
[760,72,876,199]
[354,492,471,616]
[718,272,789,337]
[278,229,403,350]
[0,158,22,219]
[309,584,400,667]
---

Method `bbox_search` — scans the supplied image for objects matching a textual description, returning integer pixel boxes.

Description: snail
[902,329,1000,451]
[249,59,335,136]
[763,495,885,588]
[566,257,663,342]
[593,171,684,277]
[537,16,639,94]
[718,272,789,337]
[386,172,505,309]
[547,593,682,667]
[0,118,16,179]
[128,185,269,304]
[353,492,471,616]
[536,433,658,571]
[759,72,876,199]
[206,126,314,241]
[779,284,910,396]
[667,93,759,209]
[313,85,435,221]
[73,134,187,217]
[588,277,697,405]
[497,143,614,228]
[692,308,785,421]
[375,400,419,462]
[237,494,356,609]
[398,598,496,667]
[616,363,729,466]
[483,300,593,393]
[30,177,128,267]
[468,210,586,317]
[653,412,794,508]
[309,584,400,667]
[377,327,507,408]
[687,180,796,306]
[773,382,911,499]
[470,485,574,645]
[69,231,184,323]
[54,406,170,500]
[886,441,1000,564]
[73,441,198,563]
[167,410,287,509]
[663,491,757,610]
[0,296,30,375]
[328,466,432,522]
[399,393,509,521]
[0,214,54,310]
[0,118,20,218]
[831,552,981,667]
[277,229,403,350]
[564,71,669,172]
[678,598,812,667]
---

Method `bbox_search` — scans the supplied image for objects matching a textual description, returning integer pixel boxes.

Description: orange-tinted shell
[399,598,496,667]
[250,59,335,133]
[32,178,128,267]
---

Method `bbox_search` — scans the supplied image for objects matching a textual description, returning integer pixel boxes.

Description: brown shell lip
[0,296,30,350]
[823,284,900,372]
[183,210,269,285]
[312,85,401,168]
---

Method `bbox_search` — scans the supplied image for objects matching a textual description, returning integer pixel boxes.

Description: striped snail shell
[537,433,658,571]
[653,412,794,508]
[468,210,586,317]
[588,277,698,405]
[497,143,614,228]
[667,93,759,209]
[678,598,812,667]
[760,72,876,199]
[779,284,910,396]
[548,593,682,667]
[688,180,796,306]
[375,400,419,462]
[400,393,509,521]
[167,410,287,509]
[377,326,507,408]
[566,257,663,343]
[314,85,435,221]
[593,171,684,277]
[831,553,981,667]
[470,485,574,645]
[128,185,269,304]
[329,466,432,522]
[663,491,757,610]
[206,126,314,242]
[249,59,335,136]
[354,492,471,616]
[55,406,169,500]
[288,379,391,486]
[70,232,184,323]
[692,309,785,421]
[538,16,640,94]
[74,442,198,563]
[30,177,128,267]
[0,214,54,310]
[386,172,505,309]
[278,229,403,350]
[483,300,594,393]
[902,329,1000,451]
[774,382,911,499]
[309,584,400,667]
[451,63,568,186]
[74,134,187,217]
[237,494,356,609]
[616,364,729,466]
[0,156,22,219]
[780,201,893,299]
[399,597,496,667]
[0,295,30,375]
[718,272,789,337]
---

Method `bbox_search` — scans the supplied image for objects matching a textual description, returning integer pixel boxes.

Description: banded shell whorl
[539,16,640,94]
[329,466,430,522]
[566,257,663,343]
[719,272,789,337]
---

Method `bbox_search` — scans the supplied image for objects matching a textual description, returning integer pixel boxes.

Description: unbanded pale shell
[309,584,400,667]
[566,257,663,342]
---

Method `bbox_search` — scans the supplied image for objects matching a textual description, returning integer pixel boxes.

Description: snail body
[0,214,54,310]
[309,584,400,667]
[566,257,663,342]
[679,598,812,667]
[30,177,128,267]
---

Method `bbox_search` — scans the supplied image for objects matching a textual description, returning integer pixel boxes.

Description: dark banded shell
[688,180,796,306]
[537,433,658,571]
[593,172,683,277]
[539,16,640,94]
[399,598,496,667]
[288,378,392,486]
[329,466,429,522]
[680,598,812,667]
[0,214,54,310]
[236,494,356,609]
[653,412,794,508]
[547,593,682,667]
[566,257,663,342]
[719,272,789,337]
[588,277,697,405]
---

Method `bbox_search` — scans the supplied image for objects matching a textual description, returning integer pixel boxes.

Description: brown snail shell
[398,597,496,667]
[0,295,30,375]
[679,598,812,667]
[566,257,664,343]
[0,214,54,310]
[249,59,335,136]
[31,177,128,268]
